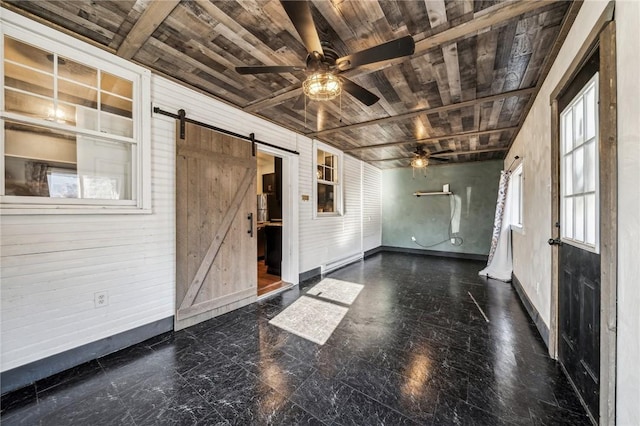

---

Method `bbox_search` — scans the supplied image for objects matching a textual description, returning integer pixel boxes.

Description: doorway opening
[256,150,284,297]
[549,9,616,424]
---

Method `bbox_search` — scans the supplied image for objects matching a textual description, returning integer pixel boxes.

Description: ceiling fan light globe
[411,157,428,168]
[303,72,341,101]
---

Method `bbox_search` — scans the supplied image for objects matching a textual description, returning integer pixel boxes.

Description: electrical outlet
[94,291,108,308]
[411,236,416,241]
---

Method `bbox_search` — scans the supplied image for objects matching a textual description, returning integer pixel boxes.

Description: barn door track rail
[153,106,300,156]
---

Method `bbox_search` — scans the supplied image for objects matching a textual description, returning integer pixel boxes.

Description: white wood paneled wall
[297,138,367,274]
[0,94,176,371]
[362,163,382,252]
[0,22,382,372]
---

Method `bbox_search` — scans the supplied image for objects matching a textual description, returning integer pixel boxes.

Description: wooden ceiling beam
[414,0,558,55]
[243,88,303,113]
[367,147,508,162]
[311,88,534,138]
[117,0,181,59]
[345,126,518,152]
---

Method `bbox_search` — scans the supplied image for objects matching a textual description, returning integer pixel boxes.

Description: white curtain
[479,170,513,281]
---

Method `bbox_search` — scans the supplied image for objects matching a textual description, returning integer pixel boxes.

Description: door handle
[247,213,254,238]
[548,238,562,246]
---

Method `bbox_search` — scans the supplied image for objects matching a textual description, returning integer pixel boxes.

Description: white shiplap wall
[362,163,382,252]
[1,19,382,371]
[297,136,365,274]
[0,97,176,372]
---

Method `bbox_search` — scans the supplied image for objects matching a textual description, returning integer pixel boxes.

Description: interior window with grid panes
[3,36,135,201]
[317,148,337,213]
[560,74,598,250]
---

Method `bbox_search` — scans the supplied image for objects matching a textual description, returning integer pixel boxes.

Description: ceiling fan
[410,146,453,177]
[411,146,453,169]
[235,0,415,106]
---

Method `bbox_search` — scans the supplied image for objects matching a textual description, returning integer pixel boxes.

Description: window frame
[0,10,151,215]
[312,140,343,218]
[509,162,525,233]
[559,73,599,253]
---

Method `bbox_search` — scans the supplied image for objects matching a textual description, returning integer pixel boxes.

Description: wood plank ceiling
[4,0,578,168]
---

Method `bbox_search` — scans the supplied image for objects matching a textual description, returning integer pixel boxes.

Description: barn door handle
[247,213,254,237]
[548,238,562,246]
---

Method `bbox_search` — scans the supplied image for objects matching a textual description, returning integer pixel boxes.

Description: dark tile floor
[1,253,591,425]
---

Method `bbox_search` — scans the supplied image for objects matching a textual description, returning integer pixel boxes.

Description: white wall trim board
[299,267,322,283]
[364,246,384,258]
[0,317,173,395]
[512,274,550,348]
[379,246,488,262]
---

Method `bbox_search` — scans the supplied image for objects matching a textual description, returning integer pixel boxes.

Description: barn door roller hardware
[153,106,300,156]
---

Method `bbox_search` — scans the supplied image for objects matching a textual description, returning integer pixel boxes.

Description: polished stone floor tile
[291,370,355,424]
[1,253,593,425]
[333,388,419,425]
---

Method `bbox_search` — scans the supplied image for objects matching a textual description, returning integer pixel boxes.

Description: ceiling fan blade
[235,65,303,75]
[280,1,324,56]
[340,78,380,106]
[430,149,455,157]
[429,157,450,163]
[336,35,415,71]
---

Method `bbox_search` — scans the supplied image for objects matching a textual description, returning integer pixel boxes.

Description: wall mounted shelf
[414,183,451,197]
[413,191,453,197]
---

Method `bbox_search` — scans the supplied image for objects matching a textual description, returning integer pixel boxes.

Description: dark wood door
[557,67,600,421]
[558,244,600,418]
[175,121,257,330]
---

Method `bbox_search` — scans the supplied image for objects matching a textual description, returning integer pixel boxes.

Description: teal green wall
[382,160,502,255]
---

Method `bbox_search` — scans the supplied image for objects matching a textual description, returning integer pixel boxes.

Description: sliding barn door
[175,121,257,330]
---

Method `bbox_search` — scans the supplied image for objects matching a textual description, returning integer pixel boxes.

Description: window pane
[4,122,77,197]
[4,89,54,121]
[586,193,597,245]
[48,168,80,198]
[564,197,573,239]
[564,155,573,196]
[574,99,584,147]
[325,154,334,167]
[325,166,333,183]
[70,104,99,130]
[3,122,133,200]
[4,62,54,97]
[317,183,334,213]
[77,137,133,200]
[562,112,573,154]
[575,195,585,242]
[101,72,132,99]
[585,86,596,140]
[58,79,98,109]
[573,146,584,193]
[585,141,596,192]
[100,111,133,138]
[4,37,53,74]
[58,57,97,88]
[101,92,132,118]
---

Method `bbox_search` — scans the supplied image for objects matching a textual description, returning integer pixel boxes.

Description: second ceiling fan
[235,0,415,106]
